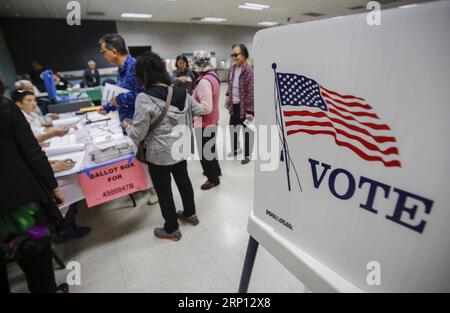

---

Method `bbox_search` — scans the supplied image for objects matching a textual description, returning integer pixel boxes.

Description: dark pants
[195,127,221,184]
[229,103,254,159]
[61,203,78,231]
[0,243,56,293]
[148,161,196,233]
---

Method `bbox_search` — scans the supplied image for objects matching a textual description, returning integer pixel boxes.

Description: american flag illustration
[275,70,402,168]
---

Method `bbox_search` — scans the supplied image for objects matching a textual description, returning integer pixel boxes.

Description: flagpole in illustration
[272,63,292,191]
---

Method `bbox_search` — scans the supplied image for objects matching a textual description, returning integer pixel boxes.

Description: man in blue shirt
[97,33,159,206]
[98,33,140,121]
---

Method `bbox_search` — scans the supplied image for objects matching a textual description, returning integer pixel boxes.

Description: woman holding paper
[0,78,68,293]
[225,44,255,165]
[172,55,196,95]
[11,90,69,144]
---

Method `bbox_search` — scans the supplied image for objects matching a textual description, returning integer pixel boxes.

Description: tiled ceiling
[0,0,440,27]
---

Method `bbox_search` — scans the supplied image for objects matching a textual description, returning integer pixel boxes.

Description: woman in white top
[11,90,68,143]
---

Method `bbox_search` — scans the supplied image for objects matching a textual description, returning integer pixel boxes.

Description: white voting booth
[241,1,450,293]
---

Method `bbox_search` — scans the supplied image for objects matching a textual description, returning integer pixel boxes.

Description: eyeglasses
[230,53,241,58]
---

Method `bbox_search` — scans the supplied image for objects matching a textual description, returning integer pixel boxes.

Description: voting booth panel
[250,1,450,292]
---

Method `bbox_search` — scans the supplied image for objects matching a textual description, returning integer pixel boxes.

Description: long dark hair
[135,51,171,89]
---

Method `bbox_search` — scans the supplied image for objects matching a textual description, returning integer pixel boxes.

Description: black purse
[136,86,173,163]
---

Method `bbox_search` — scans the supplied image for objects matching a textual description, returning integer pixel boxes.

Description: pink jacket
[193,71,220,128]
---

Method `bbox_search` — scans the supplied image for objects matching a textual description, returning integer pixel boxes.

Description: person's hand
[97,107,108,115]
[49,127,69,137]
[224,97,231,110]
[121,118,133,129]
[46,113,59,120]
[178,76,187,83]
[50,159,75,173]
[52,188,65,206]
[110,97,118,106]
[245,114,254,122]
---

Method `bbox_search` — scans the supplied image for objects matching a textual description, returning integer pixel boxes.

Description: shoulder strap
[196,71,221,88]
[145,86,173,137]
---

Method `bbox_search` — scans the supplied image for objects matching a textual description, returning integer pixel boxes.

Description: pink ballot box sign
[78,158,149,207]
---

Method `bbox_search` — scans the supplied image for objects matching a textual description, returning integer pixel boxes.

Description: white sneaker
[147,190,159,205]
[227,148,242,157]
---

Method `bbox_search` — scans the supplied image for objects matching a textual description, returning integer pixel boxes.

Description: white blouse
[21,110,45,137]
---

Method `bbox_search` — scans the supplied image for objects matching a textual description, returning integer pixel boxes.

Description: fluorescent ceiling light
[399,4,418,9]
[239,3,270,10]
[245,3,270,9]
[121,13,152,19]
[201,17,227,23]
[258,21,279,26]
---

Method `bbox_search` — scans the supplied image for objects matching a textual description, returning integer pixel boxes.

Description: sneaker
[201,180,220,190]
[154,227,182,241]
[241,158,250,165]
[227,148,242,157]
[56,283,69,293]
[53,227,91,245]
[177,211,200,226]
[147,190,159,205]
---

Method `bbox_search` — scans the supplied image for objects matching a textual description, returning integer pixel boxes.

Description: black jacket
[83,69,101,87]
[0,97,61,225]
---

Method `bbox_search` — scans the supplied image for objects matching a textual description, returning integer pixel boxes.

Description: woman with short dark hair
[127,51,203,241]
[172,55,196,95]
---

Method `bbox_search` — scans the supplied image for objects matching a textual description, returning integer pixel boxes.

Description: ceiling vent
[87,11,105,17]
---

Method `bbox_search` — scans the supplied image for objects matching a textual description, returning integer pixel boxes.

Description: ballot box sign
[251,1,450,292]
[78,158,149,207]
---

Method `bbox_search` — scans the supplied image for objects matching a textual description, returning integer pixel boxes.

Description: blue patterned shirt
[102,55,141,121]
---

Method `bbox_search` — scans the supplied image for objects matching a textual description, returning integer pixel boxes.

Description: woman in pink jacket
[192,51,222,190]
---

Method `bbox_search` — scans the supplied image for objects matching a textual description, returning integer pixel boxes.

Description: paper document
[52,116,83,127]
[243,119,256,132]
[49,151,86,178]
[102,83,129,102]
[44,143,85,157]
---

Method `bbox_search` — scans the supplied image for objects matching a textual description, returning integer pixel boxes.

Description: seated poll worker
[15,79,54,116]
[82,60,101,87]
[11,90,69,144]
[53,73,72,91]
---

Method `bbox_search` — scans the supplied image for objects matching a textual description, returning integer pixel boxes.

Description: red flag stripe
[285,120,399,155]
[328,108,391,130]
[321,92,373,110]
[326,100,380,119]
[284,110,396,143]
[320,85,365,102]
[286,128,402,168]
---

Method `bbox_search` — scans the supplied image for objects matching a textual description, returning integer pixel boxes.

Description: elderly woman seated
[11,89,69,144]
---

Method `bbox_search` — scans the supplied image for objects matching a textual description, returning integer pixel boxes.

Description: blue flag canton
[277,73,327,111]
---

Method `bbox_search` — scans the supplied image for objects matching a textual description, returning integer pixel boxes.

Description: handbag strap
[145,86,173,138]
